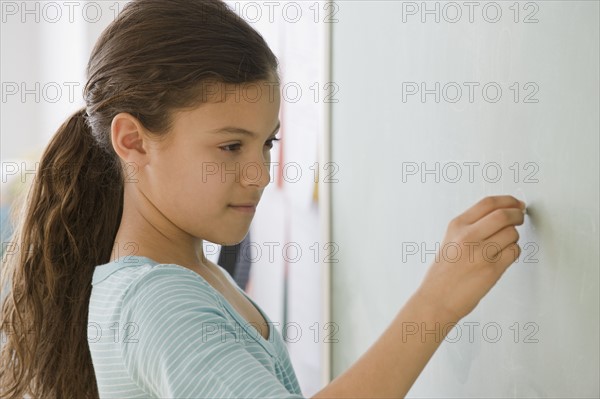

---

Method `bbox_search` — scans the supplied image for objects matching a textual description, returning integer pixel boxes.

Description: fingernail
[521,202,528,214]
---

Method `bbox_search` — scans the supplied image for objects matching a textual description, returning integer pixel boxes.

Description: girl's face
[138,81,281,247]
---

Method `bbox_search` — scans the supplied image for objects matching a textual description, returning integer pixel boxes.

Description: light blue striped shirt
[87,255,306,398]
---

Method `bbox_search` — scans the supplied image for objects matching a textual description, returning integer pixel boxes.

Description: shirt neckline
[93,255,276,353]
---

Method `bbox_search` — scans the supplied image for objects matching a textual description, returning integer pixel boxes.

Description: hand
[415,195,527,322]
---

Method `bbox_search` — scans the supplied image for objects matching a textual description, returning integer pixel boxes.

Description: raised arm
[311,195,526,398]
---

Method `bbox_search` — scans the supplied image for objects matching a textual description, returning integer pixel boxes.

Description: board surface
[330,2,599,397]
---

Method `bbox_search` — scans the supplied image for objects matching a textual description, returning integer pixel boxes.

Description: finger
[480,225,520,258]
[470,208,525,241]
[457,195,525,226]
[490,242,522,276]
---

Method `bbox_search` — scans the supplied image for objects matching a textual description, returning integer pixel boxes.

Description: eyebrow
[209,121,281,137]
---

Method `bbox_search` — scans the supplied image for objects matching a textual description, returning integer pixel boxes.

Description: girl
[0,0,526,398]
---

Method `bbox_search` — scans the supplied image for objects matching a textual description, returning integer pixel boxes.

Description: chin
[219,230,250,246]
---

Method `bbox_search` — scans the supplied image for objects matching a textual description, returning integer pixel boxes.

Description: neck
[110,186,208,271]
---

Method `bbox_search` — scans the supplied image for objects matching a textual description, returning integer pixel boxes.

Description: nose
[240,156,272,189]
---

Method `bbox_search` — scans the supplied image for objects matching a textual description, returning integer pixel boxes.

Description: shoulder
[91,260,229,324]
[121,263,222,310]
[117,263,235,354]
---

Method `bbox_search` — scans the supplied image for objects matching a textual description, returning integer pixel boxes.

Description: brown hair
[0,1,279,397]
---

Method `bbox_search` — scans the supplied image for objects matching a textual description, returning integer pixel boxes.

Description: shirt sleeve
[118,264,306,399]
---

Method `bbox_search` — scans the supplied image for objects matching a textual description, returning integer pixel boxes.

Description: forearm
[312,291,458,398]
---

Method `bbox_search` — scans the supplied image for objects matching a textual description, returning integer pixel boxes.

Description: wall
[329,1,599,397]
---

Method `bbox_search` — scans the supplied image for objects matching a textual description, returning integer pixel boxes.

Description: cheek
[145,148,211,208]
[152,167,226,230]
[172,164,223,206]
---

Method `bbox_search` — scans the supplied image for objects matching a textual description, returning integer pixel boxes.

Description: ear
[111,112,148,168]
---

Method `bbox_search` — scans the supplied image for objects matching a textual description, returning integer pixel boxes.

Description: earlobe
[111,112,148,164]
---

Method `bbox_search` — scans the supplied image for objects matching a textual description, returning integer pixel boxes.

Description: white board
[329,1,599,397]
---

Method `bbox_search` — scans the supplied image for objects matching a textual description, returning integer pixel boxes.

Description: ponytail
[0,108,123,398]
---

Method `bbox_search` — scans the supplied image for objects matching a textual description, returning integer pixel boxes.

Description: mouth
[229,204,257,213]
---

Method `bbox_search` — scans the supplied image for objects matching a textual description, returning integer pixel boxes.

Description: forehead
[170,80,281,135]
[200,80,281,104]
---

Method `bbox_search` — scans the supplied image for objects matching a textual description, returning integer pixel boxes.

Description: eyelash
[220,138,281,153]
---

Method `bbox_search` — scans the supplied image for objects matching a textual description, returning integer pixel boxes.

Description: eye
[219,137,281,153]
[265,137,281,149]
[220,143,242,152]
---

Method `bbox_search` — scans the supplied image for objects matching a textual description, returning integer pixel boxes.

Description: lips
[229,204,257,213]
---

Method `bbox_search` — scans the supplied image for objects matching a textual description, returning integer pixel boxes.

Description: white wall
[330,1,599,397]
